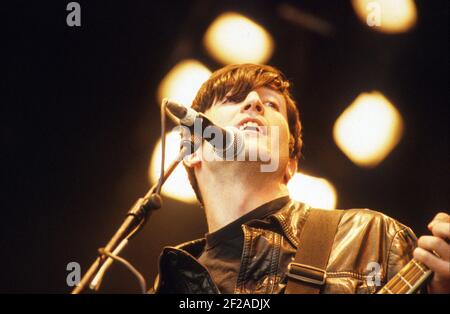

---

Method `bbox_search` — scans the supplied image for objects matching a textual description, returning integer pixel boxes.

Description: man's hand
[413,212,450,293]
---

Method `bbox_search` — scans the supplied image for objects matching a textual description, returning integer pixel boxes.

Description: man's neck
[199,164,289,233]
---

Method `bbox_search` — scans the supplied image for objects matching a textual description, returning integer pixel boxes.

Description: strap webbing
[285,209,343,294]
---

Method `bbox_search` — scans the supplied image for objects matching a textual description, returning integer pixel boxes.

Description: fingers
[418,235,450,261]
[421,212,450,293]
[414,247,450,280]
[428,212,450,230]
[429,222,450,240]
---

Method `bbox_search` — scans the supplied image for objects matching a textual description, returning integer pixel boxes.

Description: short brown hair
[185,64,302,204]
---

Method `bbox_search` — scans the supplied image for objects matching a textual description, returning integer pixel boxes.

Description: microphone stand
[71,131,198,294]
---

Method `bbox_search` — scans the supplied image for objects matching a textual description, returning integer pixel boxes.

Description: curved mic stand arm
[71,135,196,294]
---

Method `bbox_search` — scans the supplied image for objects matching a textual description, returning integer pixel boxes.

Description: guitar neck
[377,259,432,294]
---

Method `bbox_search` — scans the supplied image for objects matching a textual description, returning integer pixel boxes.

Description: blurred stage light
[157,59,211,106]
[149,130,197,203]
[352,0,417,34]
[287,172,337,210]
[203,12,274,64]
[333,91,403,168]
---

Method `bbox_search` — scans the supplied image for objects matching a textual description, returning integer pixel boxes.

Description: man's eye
[265,101,279,110]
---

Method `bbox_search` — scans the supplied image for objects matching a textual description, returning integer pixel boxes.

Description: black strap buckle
[286,262,327,286]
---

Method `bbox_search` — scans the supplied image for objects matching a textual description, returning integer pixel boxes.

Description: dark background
[2,0,448,293]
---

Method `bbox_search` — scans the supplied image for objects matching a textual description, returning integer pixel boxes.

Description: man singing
[151,64,449,294]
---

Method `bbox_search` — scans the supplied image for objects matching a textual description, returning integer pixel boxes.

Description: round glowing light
[149,131,197,203]
[204,12,274,64]
[333,91,403,168]
[352,0,417,34]
[157,59,211,106]
[287,172,337,210]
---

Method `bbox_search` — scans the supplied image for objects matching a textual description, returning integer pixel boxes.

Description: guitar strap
[285,209,344,294]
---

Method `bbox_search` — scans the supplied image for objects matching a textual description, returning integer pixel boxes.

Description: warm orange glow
[287,172,337,210]
[352,0,417,34]
[157,59,211,106]
[333,91,403,167]
[204,12,274,64]
[149,131,197,203]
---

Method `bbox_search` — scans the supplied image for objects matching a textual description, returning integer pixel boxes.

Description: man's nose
[240,92,264,115]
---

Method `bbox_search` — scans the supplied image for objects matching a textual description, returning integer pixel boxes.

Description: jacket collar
[272,199,311,248]
[172,199,311,256]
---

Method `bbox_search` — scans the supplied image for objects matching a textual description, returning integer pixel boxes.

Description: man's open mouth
[239,121,261,133]
[236,118,267,135]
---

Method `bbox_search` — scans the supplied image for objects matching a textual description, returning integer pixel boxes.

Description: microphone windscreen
[165,99,188,119]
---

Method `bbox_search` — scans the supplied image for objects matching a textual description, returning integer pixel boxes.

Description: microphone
[164,99,244,158]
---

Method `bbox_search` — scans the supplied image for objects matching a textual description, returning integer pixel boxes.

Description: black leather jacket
[151,200,417,294]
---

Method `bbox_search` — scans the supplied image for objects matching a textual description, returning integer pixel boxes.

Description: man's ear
[183,150,202,169]
[283,158,297,184]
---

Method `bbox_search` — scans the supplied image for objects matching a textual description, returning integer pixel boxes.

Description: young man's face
[201,86,291,173]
